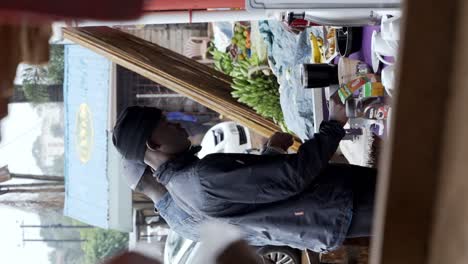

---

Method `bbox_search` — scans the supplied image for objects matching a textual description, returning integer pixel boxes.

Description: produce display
[210,24,288,131]
[211,45,234,75]
[309,26,338,63]
[230,55,287,131]
[230,22,251,61]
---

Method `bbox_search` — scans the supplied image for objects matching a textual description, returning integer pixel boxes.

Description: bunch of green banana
[229,56,286,129]
[209,48,288,131]
[209,46,234,75]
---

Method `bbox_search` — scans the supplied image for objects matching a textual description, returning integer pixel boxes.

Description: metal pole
[23,239,87,243]
[1,187,65,194]
[10,174,64,182]
[1,182,63,188]
[20,224,94,229]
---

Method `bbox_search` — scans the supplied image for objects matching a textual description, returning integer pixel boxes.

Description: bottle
[345,97,390,120]
[300,63,339,88]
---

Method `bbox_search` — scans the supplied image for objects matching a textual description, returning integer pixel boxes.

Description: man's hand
[267,132,294,152]
[328,93,348,127]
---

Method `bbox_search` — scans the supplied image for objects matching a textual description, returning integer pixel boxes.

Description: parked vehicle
[164,231,302,264]
[197,121,253,158]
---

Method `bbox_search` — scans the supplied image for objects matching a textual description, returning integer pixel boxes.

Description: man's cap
[112,106,162,162]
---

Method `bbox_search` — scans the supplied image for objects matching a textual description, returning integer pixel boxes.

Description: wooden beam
[63,26,301,150]
[370,0,459,263]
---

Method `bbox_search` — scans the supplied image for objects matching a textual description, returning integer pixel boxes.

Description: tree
[51,155,65,176]
[18,44,64,103]
[80,228,129,264]
[32,136,57,175]
[48,45,65,84]
[21,66,50,103]
[50,123,64,138]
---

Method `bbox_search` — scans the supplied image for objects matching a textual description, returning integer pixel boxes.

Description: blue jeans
[344,165,377,238]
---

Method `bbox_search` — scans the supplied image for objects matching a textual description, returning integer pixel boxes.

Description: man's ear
[146,141,160,152]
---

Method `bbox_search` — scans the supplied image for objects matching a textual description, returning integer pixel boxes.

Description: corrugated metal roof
[63,45,112,229]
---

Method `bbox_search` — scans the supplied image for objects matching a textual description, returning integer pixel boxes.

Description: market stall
[211,13,398,166]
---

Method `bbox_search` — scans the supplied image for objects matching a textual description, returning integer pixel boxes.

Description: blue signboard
[63,45,112,228]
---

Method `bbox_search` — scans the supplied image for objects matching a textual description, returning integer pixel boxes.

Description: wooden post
[427,1,468,263]
[63,27,301,150]
[370,0,460,263]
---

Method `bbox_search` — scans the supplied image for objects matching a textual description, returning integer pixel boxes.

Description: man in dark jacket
[112,97,376,252]
[121,140,294,245]
[122,157,289,247]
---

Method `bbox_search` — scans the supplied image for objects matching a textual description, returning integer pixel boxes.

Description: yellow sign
[76,103,94,164]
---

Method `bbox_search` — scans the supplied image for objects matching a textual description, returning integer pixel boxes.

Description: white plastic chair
[183,36,214,64]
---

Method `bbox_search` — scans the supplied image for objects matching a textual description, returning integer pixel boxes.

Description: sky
[0,103,43,174]
[0,206,52,264]
[0,206,53,264]
[0,103,52,263]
